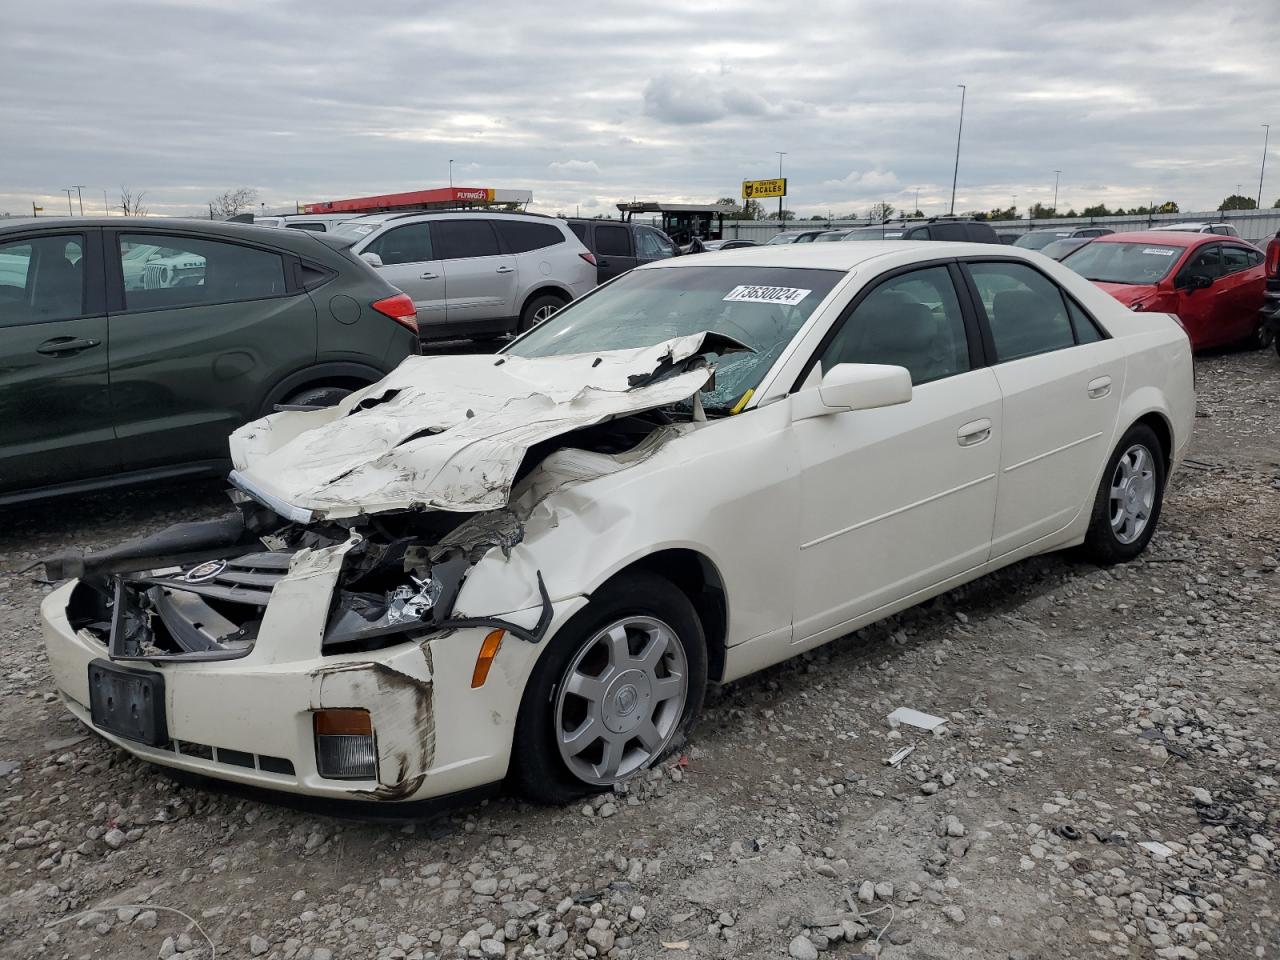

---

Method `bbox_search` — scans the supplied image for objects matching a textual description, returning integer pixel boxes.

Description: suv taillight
[579,252,597,266]
[371,293,418,335]
[1265,234,1280,279]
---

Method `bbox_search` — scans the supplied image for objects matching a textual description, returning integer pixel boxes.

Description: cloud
[823,170,900,191]
[548,159,601,176]
[0,0,1276,220]
[642,71,781,125]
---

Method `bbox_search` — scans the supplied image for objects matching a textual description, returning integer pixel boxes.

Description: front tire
[1081,424,1166,564]
[511,571,707,804]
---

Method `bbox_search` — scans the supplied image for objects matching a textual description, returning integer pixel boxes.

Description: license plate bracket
[87,659,168,746]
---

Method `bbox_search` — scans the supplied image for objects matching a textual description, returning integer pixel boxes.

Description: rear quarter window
[496,220,565,254]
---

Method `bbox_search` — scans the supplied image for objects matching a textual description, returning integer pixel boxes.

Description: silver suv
[332,211,597,340]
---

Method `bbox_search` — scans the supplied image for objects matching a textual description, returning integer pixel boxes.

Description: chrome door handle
[420,271,439,280]
[1087,376,1112,399]
[957,418,992,446]
[37,337,101,356]
[495,266,515,274]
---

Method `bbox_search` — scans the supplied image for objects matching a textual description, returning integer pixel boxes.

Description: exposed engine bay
[44,334,740,665]
[53,408,690,662]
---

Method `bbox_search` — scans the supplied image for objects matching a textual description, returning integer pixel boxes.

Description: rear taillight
[579,252,597,266]
[371,293,418,335]
[1265,235,1280,278]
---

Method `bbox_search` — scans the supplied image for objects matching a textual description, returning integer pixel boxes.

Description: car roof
[641,239,1040,273]
[1091,230,1208,247]
[0,215,311,239]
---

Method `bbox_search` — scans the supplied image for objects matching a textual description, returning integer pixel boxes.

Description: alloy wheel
[554,616,688,785]
[1109,443,1157,545]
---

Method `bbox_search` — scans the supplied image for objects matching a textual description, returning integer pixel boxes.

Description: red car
[1060,231,1266,350]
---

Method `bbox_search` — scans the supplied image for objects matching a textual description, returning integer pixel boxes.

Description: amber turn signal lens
[471,629,505,688]
[313,708,373,737]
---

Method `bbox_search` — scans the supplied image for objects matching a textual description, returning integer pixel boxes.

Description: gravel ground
[1,347,1277,960]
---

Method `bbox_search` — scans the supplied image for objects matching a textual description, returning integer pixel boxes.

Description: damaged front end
[59,502,555,665]
[50,333,735,666]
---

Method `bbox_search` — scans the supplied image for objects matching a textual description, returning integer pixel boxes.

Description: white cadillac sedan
[40,242,1194,805]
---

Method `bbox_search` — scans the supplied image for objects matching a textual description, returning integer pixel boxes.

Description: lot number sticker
[1142,247,1177,256]
[723,285,812,305]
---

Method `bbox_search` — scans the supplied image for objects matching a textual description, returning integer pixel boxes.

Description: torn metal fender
[434,571,553,645]
[227,333,727,520]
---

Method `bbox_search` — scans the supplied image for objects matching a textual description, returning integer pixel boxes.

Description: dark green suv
[0,217,419,504]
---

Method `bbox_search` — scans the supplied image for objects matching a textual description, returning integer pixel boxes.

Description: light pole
[449,159,454,189]
[776,151,787,221]
[1052,170,1061,214]
[62,189,74,215]
[71,185,85,215]
[1259,124,1270,209]
[949,84,966,216]
[914,187,920,216]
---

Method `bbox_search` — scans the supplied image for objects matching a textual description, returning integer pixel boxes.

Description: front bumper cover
[42,580,587,802]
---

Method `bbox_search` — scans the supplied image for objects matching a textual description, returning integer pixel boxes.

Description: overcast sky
[2,0,1277,220]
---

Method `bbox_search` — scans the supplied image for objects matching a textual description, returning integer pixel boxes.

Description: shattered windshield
[506,265,844,413]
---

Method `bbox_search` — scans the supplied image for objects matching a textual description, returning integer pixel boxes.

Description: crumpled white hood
[228,333,720,520]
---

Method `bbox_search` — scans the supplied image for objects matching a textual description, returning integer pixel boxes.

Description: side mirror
[793,363,913,420]
[360,251,384,268]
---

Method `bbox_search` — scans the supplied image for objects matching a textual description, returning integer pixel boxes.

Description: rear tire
[518,293,566,333]
[1081,423,1166,565]
[511,571,707,804]
[280,385,355,409]
[1247,320,1275,351]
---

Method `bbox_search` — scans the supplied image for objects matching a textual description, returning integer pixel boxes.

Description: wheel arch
[259,361,386,417]
[599,548,729,683]
[1132,410,1174,469]
[519,283,573,316]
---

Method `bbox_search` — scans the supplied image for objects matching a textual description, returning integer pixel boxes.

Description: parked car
[252,214,361,233]
[813,229,857,242]
[566,218,677,283]
[843,220,1001,243]
[1040,237,1092,261]
[1150,222,1241,238]
[332,211,597,340]
[699,239,758,251]
[1260,230,1280,352]
[1060,230,1266,350]
[0,218,419,505]
[1015,227,1114,251]
[996,233,1019,245]
[765,229,829,245]
[39,240,1193,805]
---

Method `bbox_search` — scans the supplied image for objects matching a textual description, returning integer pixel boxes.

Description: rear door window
[367,223,433,265]
[966,261,1077,362]
[494,220,564,253]
[0,235,86,326]
[595,225,632,257]
[433,220,501,260]
[118,233,287,312]
[1221,245,1253,274]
